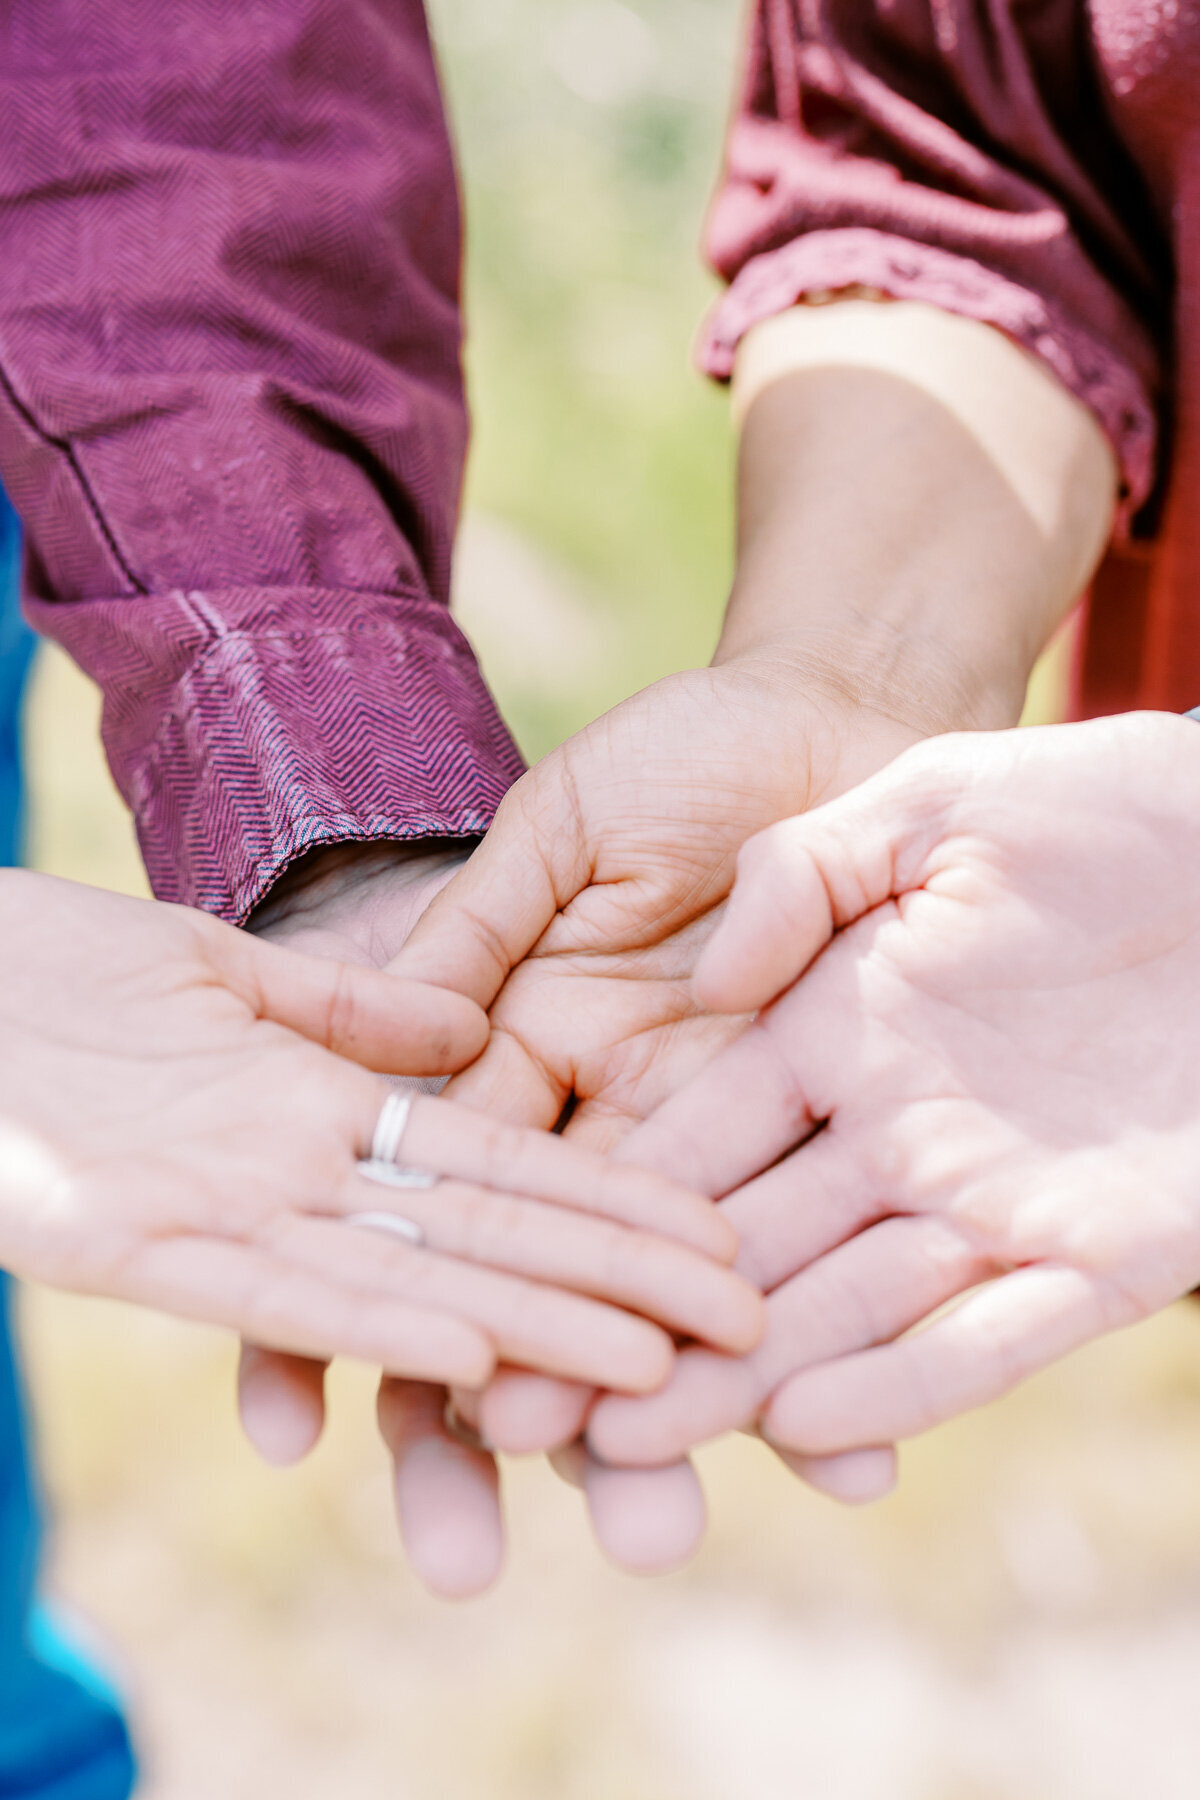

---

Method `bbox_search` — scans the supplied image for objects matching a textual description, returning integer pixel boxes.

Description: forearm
[716,301,1119,735]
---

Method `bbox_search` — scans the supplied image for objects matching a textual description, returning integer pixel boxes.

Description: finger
[768,1444,898,1505]
[763,1263,1113,1453]
[113,1234,496,1386]
[694,742,959,1014]
[719,1125,877,1291]
[237,1343,327,1466]
[618,1012,820,1199]
[440,1025,567,1131]
[589,1215,987,1464]
[388,1095,738,1263]
[445,1386,485,1439]
[475,1371,594,1456]
[693,818,839,1014]
[588,1346,759,1466]
[332,1175,761,1354]
[377,1380,504,1599]
[548,1439,589,1490]
[276,1215,677,1392]
[206,920,489,1074]
[584,1454,707,1576]
[387,777,581,1006]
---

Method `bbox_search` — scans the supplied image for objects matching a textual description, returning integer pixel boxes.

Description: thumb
[385,771,586,1007]
[694,738,964,1014]
[204,917,488,1074]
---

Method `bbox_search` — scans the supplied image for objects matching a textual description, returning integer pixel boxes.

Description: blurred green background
[442,0,739,757]
[16,3,1200,1797]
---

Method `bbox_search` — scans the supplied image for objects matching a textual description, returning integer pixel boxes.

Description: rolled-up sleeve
[701,0,1169,514]
[0,0,524,920]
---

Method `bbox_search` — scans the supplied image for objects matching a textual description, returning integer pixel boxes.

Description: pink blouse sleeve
[701,0,1168,512]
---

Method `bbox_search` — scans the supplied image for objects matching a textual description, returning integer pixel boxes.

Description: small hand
[591,712,1200,1470]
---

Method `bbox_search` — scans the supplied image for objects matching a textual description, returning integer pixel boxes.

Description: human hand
[238,838,541,1595]
[245,837,474,970]
[239,837,518,1594]
[2,871,766,1393]
[0,866,481,1374]
[386,654,930,1577]
[240,300,1095,1586]
[233,830,771,1592]
[570,306,1114,1523]
[591,711,1200,1473]
[400,655,923,1136]
[235,842,471,1483]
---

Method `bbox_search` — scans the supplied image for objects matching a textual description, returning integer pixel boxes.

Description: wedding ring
[358,1090,439,1191]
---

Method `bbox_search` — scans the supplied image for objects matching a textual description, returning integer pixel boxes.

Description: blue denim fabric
[0,490,31,869]
[0,489,136,1796]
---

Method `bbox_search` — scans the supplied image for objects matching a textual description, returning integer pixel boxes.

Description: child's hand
[591,712,1200,1467]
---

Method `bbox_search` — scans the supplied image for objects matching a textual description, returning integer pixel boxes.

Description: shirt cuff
[698,227,1158,520]
[26,583,525,920]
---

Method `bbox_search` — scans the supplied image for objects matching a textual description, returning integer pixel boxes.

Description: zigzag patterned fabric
[0,0,524,920]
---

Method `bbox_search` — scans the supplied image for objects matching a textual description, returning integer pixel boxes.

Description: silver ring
[358,1091,439,1191]
[344,1210,425,1247]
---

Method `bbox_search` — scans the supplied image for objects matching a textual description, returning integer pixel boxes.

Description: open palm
[591,713,1200,1470]
[401,657,921,1139]
[387,654,926,1577]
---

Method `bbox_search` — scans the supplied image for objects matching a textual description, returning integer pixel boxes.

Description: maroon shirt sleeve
[0,0,524,921]
[701,0,1169,516]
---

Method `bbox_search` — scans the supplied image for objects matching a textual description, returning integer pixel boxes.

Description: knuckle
[599,1221,654,1301]
[472,1115,527,1190]
[447,1181,520,1263]
[322,959,358,1052]
[248,1273,304,1341]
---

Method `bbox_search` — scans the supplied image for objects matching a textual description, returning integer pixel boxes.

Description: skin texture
[238,304,1119,1594]
[242,670,926,1585]
[594,713,1200,1468]
[0,869,760,1408]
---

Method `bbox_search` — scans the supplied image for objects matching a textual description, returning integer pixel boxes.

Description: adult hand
[245,837,473,969]
[230,830,770,1594]
[591,711,1200,1472]
[384,303,1104,1575]
[2,869,761,1394]
[240,288,1106,1585]
[402,656,921,1128]
[385,653,929,1580]
[237,838,537,1595]
[235,843,470,1492]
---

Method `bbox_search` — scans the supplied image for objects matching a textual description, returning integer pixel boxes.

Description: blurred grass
[14,3,1200,1796]
[443,0,740,757]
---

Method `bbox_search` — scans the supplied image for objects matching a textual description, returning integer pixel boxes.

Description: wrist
[712,614,1029,743]
[719,318,1117,740]
[247,837,476,938]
